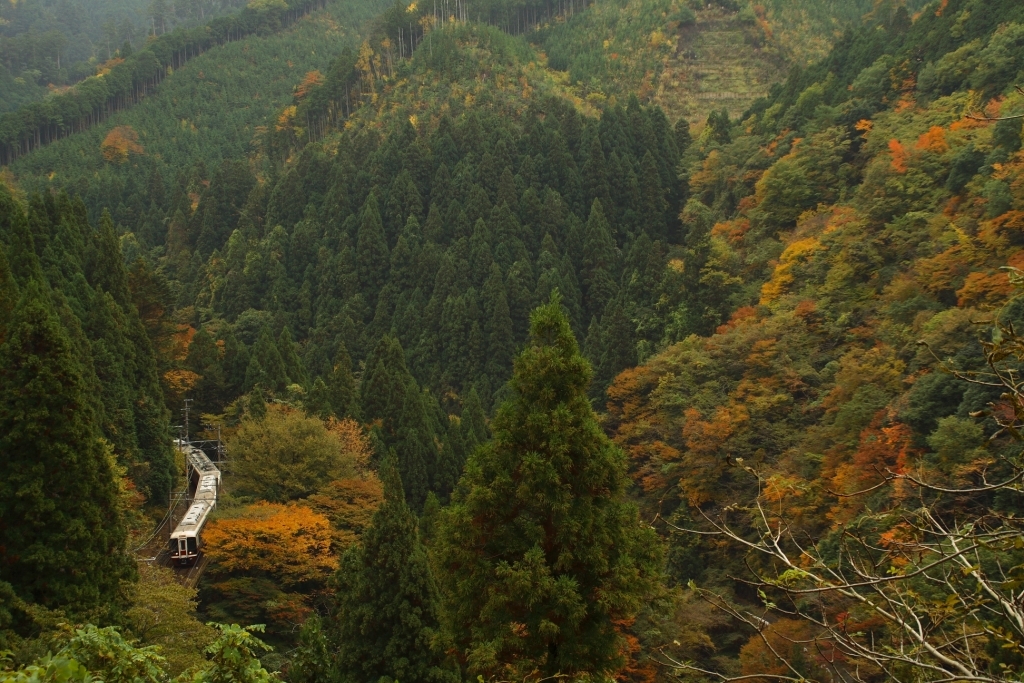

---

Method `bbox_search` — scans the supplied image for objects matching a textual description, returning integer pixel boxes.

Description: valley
[2,1,1024,682]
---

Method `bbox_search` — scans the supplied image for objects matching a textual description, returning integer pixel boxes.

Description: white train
[170,441,221,566]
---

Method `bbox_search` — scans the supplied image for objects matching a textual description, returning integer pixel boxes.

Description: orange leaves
[915,243,977,296]
[915,126,948,154]
[294,70,323,100]
[679,404,748,505]
[888,139,908,173]
[101,126,144,163]
[711,218,751,245]
[96,57,124,77]
[606,364,660,427]
[955,250,1024,308]
[204,502,336,590]
[170,324,196,361]
[683,406,740,458]
[830,421,915,524]
[715,306,758,335]
[740,618,831,682]
[305,476,384,550]
[613,618,656,683]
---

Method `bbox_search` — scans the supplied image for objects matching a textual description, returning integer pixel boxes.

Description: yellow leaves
[356,39,375,85]
[101,126,144,164]
[162,369,200,394]
[760,237,822,304]
[246,0,287,10]
[763,475,805,505]
[275,105,296,132]
[324,417,373,469]
[855,118,873,133]
[95,57,124,77]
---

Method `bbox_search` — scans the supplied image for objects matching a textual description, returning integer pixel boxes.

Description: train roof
[171,441,221,539]
[171,499,213,538]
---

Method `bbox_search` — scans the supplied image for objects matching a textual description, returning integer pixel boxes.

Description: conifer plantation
[3,0,1024,681]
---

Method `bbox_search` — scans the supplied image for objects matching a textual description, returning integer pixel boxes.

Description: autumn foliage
[101,126,144,163]
[205,502,336,587]
[203,502,336,631]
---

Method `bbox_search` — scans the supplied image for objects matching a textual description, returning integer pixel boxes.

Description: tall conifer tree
[356,193,390,307]
[581,200,618,322]
[327,340,357,419]
[0,277,133,614]
[361,335,411,438]
[244,327,289,394]
[330,452,455,683]
[277,327,309,388]
[433,295,660,680]
[395,380,437,511]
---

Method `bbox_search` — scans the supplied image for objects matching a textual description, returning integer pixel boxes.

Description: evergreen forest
[3,0,1024,681]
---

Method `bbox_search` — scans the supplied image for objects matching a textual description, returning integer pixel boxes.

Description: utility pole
[182,398,193,444]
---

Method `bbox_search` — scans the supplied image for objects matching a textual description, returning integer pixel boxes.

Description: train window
[187,537,197,553]
[169,538,177,553]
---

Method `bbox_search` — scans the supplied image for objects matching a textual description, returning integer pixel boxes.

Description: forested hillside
[3,0,1024,681]
[0,0,258,112]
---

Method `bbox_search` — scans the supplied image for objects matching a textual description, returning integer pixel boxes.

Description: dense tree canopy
[4,0,1024,679]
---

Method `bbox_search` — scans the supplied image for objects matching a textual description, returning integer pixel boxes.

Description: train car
[169,442,221,566]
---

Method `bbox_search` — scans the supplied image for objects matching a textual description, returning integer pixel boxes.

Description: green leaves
[186,624,276,683]
[433,296,661,679]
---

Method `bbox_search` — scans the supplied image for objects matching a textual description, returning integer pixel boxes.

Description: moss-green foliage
[228,405,358,502]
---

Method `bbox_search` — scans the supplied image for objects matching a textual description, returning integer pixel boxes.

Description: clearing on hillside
[655,7,784,123]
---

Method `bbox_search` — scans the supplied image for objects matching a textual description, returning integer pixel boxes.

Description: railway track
[135,438,221,590]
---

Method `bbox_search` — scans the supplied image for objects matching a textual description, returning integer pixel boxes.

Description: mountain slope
[6,0,386,242]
